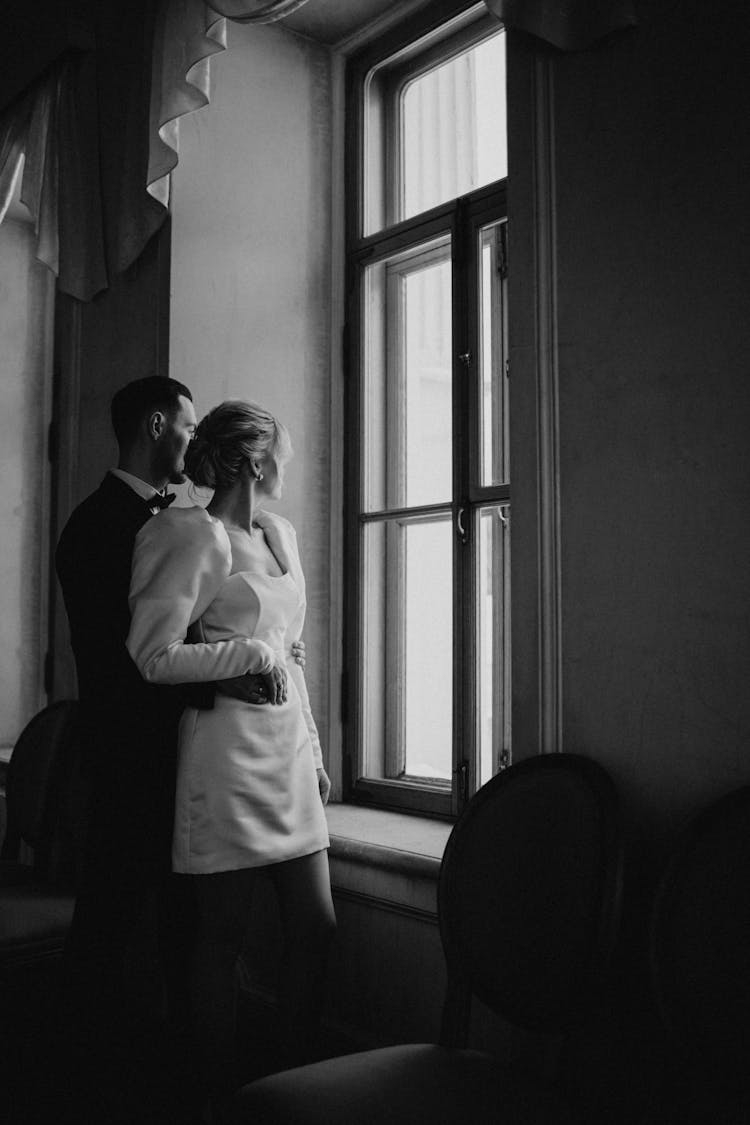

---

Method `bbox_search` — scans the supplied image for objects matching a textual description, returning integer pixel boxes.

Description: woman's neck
[207,477,258,533]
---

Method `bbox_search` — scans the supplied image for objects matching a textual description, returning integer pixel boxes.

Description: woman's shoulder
[137,505,229,555]
[255,508,296,539]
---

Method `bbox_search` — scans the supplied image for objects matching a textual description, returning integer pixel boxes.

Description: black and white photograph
[1,0,748,1122]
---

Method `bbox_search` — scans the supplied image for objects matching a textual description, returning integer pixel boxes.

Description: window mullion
[452,199,477,816]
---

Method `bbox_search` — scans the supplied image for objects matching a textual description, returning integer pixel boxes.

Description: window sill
[325,803,452,920]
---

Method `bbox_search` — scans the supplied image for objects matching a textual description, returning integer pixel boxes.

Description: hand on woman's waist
[215,639,304,705]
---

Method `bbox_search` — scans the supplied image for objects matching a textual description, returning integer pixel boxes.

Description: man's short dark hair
[111,376,193,449]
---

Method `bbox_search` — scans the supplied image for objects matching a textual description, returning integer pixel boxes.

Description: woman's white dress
[126,505,329,874]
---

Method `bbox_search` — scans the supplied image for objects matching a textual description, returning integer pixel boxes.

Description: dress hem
[173,839,330,876]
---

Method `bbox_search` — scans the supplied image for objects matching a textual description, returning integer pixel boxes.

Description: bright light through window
[401,33,507,221]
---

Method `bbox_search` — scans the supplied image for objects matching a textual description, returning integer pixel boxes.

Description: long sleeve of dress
[279,520,324,771]
[288,656,323,770]
[127,507,276,684]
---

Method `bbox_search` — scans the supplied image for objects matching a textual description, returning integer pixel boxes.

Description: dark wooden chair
[650,784,750,1121]
[235,752,624,1124]
[0,701,82,974]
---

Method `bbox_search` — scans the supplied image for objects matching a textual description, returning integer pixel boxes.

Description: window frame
[343,1,509,818]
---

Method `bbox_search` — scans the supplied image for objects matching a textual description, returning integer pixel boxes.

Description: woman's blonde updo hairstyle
[185,400,291,490]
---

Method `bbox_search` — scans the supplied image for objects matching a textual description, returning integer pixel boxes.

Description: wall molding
[533,56,563,753]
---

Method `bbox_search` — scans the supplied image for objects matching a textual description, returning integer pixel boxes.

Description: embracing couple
[56,376,335,1121]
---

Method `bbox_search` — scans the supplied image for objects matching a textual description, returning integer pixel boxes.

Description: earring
[256,473,264,482]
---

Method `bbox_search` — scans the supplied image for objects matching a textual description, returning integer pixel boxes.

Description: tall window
[345,4,509,816]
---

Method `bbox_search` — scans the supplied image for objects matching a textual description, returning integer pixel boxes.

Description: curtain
[0,0,638,301]
[147,0,227,208]
[146,0,312,214]
[0,1,167,300]
[483,0,637,50]
[0,54,107,301]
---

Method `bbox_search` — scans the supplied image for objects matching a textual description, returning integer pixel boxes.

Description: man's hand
[317,767,331,806]
[261,663,288,705]
[215,673,270,704]
[215,644,304,705]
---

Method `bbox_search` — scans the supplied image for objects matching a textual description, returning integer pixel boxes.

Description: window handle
[456,506,468,545]
[454,759,469,803]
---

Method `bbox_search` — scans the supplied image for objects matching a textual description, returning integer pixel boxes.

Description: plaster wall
[169,21,333,766]
[510,1,750,847]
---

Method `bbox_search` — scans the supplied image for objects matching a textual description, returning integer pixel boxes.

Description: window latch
[456,505,468,545]
[454,759,469,803]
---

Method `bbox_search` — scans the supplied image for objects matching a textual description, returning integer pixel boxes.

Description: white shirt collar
[109,468,162,501]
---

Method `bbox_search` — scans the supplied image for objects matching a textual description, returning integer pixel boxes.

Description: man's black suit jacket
[56,473,184,881]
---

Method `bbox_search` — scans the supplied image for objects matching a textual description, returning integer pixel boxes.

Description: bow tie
[146,491,176,512]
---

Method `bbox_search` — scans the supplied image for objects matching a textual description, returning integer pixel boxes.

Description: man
[55,376,201,1119]
[57,376,199,887]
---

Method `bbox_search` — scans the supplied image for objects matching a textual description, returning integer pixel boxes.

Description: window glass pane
[361,520,387,778]
[361,516,453,784]
[403,517,453,780]
[479,219,509,486]
[477,504,510,786]
[362,237,452,511]
[401,31,506,223]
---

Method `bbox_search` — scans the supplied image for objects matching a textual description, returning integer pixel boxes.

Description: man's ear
[148,411,166,441]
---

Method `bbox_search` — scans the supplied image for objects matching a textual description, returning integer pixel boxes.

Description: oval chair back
[438,752,624,1044]
[235,753,624,1125]
[2,700,83,886]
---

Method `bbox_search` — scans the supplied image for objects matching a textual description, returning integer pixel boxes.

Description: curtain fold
[22,75,58,269]
[0,2,171,300]
[146,0,314,210]
[0,56,107,301]
[56,52,107,299]
[148,0,227,208]
[95,0,168,275]
[0,94,31,228]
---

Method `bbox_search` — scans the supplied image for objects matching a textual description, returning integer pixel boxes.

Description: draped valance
[0,0,637,302]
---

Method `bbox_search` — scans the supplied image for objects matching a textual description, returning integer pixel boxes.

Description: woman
[126,400,335,1100]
